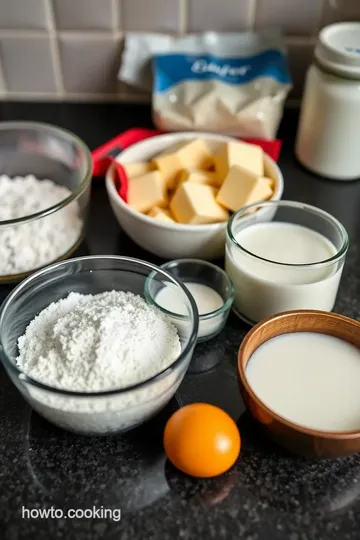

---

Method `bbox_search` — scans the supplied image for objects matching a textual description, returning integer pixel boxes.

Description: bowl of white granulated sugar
[0,256,199,435]
[0,122,92,283]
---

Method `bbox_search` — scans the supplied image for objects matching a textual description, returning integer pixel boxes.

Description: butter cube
[216,165,273,213]
[128,171,166,214]
[175,139,213,169]
[243,177,274,215]
[214,141,264,184]
[263,158,277,181]
[261,176,275,191]
[148,207,175,223]
[177,169,218,187]
[170,183,229,225]
[152,153,183,190]
[148,206,175,223]
[152,139,213,189]
[123,162,154,178]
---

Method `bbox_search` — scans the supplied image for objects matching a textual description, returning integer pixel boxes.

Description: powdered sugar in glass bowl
[0,122,92,282]
[0,256,198,435]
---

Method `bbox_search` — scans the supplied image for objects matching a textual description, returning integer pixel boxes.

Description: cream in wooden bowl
[238,310,360,458]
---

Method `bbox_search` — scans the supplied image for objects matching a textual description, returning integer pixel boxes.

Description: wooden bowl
[238,310,360,459]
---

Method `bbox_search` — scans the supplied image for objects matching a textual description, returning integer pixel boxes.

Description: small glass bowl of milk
[145,259,234,343]
[225,200,348,325]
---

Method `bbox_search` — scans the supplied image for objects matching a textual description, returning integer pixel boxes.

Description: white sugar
[16,290,181,392]
[0,174,82,275]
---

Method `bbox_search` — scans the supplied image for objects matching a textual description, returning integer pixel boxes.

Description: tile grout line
[112,0,128,99]
[0,31,8,97]
[45,0,65,96]
[4,91,151,102]
[52,31,124,39]
[0,61,8,98]
[0,29,120,38]
[1,91,301,105]
[111,0,120,32]
[179,0,188,36]
[0,30,48,38]
[249,0,258,30]
[317,0,327,33]
[0,29,317,43]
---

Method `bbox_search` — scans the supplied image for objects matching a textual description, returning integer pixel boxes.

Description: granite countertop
[1,103,360,540]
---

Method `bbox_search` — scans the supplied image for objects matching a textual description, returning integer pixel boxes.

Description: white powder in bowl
[17,290,181,392]
[0,174,83,275]
[15,291,184,434]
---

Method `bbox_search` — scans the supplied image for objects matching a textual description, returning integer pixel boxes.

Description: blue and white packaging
[119,30,292,139]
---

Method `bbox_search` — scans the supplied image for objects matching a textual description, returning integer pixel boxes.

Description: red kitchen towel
[92,128,282,203]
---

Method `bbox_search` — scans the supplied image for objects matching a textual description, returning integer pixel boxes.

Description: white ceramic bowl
[106,132,284,260]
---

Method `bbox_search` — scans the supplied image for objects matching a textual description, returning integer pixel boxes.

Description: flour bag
[119,30,292,139]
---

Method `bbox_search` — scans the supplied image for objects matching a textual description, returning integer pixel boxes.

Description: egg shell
[163,403,241,478]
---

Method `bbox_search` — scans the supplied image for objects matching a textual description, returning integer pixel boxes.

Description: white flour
[0,174,82,275]
[16,291,181,392]
[15,291,184,434]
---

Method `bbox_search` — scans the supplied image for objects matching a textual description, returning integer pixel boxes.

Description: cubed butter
[216,165,273,213]
[263,158,277,181]
[176,169,218,187]
[175,139,214,170]
[152,139,213,188]
[170,182,229,225]
[152,152,183,190]
[128,171,166,214]
[123,162,154,178]
[214,140,264,184]
[148,207,175,223]
[260,176,275,191]
[243,177,274,214]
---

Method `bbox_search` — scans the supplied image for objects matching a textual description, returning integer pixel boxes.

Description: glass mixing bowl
[0,121,92,283]
[0,256,198,435]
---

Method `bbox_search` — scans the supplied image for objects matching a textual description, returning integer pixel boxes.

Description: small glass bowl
[145,259,234,345]
[0,256,198,435]
[0,121,92,283]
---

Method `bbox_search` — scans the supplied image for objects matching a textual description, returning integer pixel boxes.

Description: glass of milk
[145,259,234,344]
[225,200,348,325]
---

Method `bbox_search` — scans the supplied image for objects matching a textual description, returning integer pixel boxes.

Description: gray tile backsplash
[53,0,114,31]
[0,36,56,92]
[0,0,48,30]
[0,0,358,101]
[255,0,323,36]
[322,0,360,25]
[187,0,253,32]
[59,36,122,93]
[121,0,180,32]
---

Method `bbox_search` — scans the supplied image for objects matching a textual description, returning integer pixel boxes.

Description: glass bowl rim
[0,255,199,397]
[227,200,349,268]
[0,121,92,227]
[145,258,235,320]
